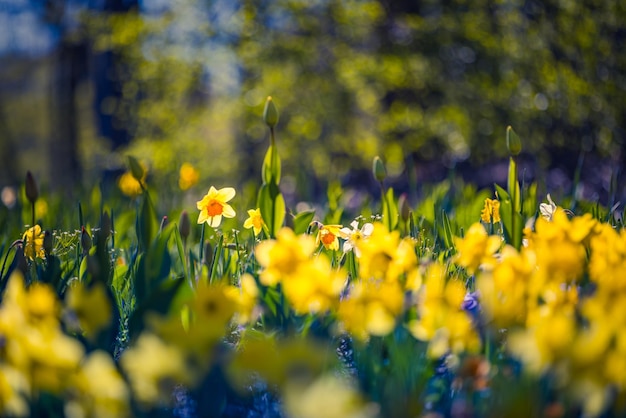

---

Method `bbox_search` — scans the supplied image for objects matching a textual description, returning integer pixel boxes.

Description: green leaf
[135,224,174,304]
[495,184,522,250]
[258,183,286,238]
[507,157,521,212]
[383,188,399,231]
[138,194,158,252]
[173,224,189,284]
[293,210,316,235]
[440,210,455,250]
[262,143,281,185]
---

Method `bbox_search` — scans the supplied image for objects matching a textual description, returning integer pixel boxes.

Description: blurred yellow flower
[480,198,500,223]
[316,223,342,251]
[192,282,237,326]
[117,171,144,198]
[356,222,417,283]
[407,262,481,357]
[338,280,404,340]
[178,162,199,191]
[196,186,236,227]
[281,256,346,314]
[66,282,112,339]
[283,374,379,418]
[120,333,191,407]
[255,228,316,286]
[0,365,29,416]
[22,225,45,260]
[229,336,331,390]
[72,350,129,418]
[453,223,500,274]
[225,273,260,325]
[243,208,264,236]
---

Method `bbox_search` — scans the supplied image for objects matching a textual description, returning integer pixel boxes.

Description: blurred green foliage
[3,0,624,197]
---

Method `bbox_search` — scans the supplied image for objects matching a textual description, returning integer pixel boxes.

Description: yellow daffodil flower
[243,208,264,236]
[178,162,199,191]
[480,198,501,223]
[22,225,45,260]
[316,223,343,251]
[196,186,236,227]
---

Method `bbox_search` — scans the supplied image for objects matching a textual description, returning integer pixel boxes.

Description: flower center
[206,199,223,216]
[321,230,336,246]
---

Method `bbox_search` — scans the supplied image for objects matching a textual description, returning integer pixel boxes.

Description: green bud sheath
[506,126,522,156]
[263,96,279,128]
[373,156,387,182]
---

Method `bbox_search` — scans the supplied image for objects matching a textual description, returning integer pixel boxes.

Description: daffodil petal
[222,204,236,218]
[217,187,236,202]
[210,215,223,228]
[362,223,374,236]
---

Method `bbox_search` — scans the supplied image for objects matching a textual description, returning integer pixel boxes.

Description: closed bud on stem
[101,211,111,241]
[398,193,411,223]
[25,171,38,204]
[43,230,53,256]
[179,211,191,241]
[81,226,92,256]
[373,156,387,182]
[506,126,522,156]
[263,96,279,128]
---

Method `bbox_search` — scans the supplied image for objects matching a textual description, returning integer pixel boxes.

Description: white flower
[339,220,373,258]
[539,194,557,221]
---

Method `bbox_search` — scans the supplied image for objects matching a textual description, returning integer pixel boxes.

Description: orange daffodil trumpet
[196,186,236,227]
[315,223,343,251]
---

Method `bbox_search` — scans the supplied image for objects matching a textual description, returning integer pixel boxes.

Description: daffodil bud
[179,211,191,241]
[263,96,279,128]
[372,156,386,182]
[101,211,111,241]
[506,126,522,156]
[398,193,411,223]
[81,226,92,256]
[127,155,145,182]
[43,230,53,256]
[25,171,38,204]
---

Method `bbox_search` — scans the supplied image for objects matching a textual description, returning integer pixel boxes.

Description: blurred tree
[93,0,138,151]
[78,0,625,199]
[0,94,18,186]
[46,0,88,189]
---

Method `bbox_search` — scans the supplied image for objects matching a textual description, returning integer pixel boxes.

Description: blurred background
[0,0,624,204]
